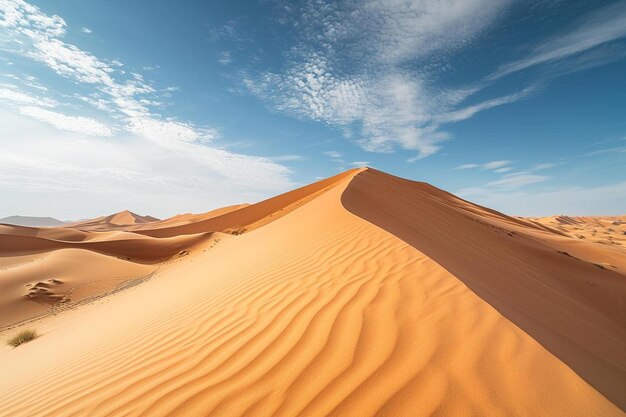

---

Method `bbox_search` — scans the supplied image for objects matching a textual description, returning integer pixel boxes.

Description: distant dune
[0,215,65,227]
[0,168,624,417]
[526,215,626,247]
[65,210,160,231]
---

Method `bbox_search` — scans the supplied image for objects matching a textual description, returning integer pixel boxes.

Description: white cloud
[300,0,513,65]
[246,0,528,160]
[127,117,217,145]
[0,0,180,136]
[76,94,115,112]
[218,51,232,65]
[485,173,549,189]
[585,146,626,156]
[455,160,512,171]
[0,85,56,106]
[0,0,295,216]
[18,105,113,136]
[458,181,626,216]
[532,162,557,171]
[246,1,625,161]
[456,163,478,170]
[489,1,626,80]
[81,27,92,34]
[268,155,306,162]
[323,150,342,158]
[0,109,294,218]
[434,86,537,124]
[349,161,369,166]
[483,160,510,170]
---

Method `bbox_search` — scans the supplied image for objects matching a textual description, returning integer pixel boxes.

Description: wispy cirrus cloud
[323,150,342,159]
[456,160,512,171]
[456,158,556,198]
[458,173,549,199]
[218,51,232,65]
[434,84,539,124]
[459,181,626,216]
[531,162,557,171]
[489,0,626,80]
[244,1,626,163]
[245,0,531,161]
[19,106,113,136]
[485,172,548,189]
[268,154,306,162]
[0,0,201,138]
[349,161,369,167]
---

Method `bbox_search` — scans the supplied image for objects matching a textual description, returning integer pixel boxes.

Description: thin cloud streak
[459,181,626,216]
[489,1,626,80]
[455,160,512,171]
[19,106,113,136]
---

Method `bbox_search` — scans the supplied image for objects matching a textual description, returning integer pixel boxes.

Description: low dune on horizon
[0,167,624,417]
[525,215,626,247]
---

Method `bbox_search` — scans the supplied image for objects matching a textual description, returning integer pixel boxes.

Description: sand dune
[0,168,624,416]
[0,222,216,328]
[66,210,160,231]
[0,249,154,328]
[0,227,212,260]
[527,215,626,247]
[134,168,361,238]
[143,204,250,229]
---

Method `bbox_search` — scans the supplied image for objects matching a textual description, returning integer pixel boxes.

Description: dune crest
[0,168,623,417]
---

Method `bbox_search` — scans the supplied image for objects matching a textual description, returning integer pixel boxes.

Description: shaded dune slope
[342,168,626,409]
[0,168,623,416]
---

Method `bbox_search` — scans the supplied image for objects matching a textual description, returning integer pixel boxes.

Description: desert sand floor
[0,168,624,417]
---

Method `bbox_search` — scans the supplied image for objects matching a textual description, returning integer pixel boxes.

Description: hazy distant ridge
[0,215,66,227]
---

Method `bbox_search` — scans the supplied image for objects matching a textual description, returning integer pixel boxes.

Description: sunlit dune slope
[134,168,361,237]
[142,204,250,230]
[0,249,153,327]
[0,223,216,327]
[0,168,623,417]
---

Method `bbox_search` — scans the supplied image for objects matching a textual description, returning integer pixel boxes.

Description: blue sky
[0,0,625,219]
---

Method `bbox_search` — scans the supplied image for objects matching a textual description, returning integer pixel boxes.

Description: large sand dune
[0,168,624,416]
